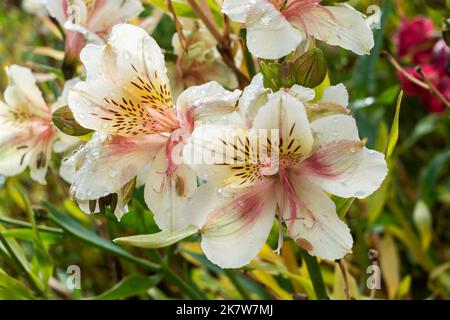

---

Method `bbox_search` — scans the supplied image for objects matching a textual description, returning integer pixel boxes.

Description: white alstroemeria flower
[65,24,241,226]
[44,0,143,60]
[168,25,238,98]
[183,87,387,268]
[222,0,374,59]
[0,65,77,184]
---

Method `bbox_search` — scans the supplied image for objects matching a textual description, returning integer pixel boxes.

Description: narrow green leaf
[114,225,199,249]
[385,91,403,159]
[301,250,327,300]
[43,202,160,271]
[11,182,53,293]
[335,197,355,219]
[93,275,161,300]
[0,269,36,300]
[420,149,450,205]
[1,229,63,244]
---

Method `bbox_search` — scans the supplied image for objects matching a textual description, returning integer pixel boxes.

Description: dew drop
[354,191,366,198]
[108,170,117,178]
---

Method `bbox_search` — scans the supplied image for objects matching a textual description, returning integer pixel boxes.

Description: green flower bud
[52,106,93,136]
[294,48,327,88]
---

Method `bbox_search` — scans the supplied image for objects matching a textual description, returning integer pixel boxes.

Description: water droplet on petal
[108,170,117,178]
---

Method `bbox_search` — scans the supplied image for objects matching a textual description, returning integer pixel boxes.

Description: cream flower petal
[64,132,166,200]
[85,0,143,33]
[176,81,243,132]
[144,148,198,231]
[281,173,353,261]
[69,24,178,137]
[184,124,264,189]
[0,125,34,176]
[298,115,387,199]
[238,73,270,128]
[221,0,256,23]
[319,83,349,107]
[252,91,314,160]
[246,1,303,59]
[185,180,277,268]
[4,65,49,118]
[291,5,374,55]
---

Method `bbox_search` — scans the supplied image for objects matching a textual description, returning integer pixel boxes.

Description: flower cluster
[396,17,450,113]
[0,0,388,268]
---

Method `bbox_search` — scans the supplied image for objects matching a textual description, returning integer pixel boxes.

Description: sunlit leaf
[113,225,199,249]
[385,91,403,159]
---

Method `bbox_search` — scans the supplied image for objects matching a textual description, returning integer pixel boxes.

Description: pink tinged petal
[299,115,388,198]
[71,24,178,137]
[43,0,68,26]
[246,1,303,59]
[176,81,242,133]
[185,181,277,268]
[0,122,55,184]
[85,0,143,35]
[66,132,167,200]
[281,173,353,261]
[286,4,374,55]
[144,147,198,231]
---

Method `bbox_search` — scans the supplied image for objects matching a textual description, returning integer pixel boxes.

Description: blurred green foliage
[0,0,449,300]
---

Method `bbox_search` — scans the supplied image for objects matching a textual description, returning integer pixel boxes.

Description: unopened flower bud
[52,106,93,136]
[293,48,327,88]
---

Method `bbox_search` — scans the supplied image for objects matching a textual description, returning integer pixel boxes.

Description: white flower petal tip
[185,182,277,269]
[221,0,374,59]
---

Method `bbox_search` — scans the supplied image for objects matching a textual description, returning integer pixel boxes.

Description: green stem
[301,250,328,300]
[224,269,251,300]
[0,216,63,234]
[150,250,206,300]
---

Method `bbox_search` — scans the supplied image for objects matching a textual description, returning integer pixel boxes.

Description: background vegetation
[0,0,449,300]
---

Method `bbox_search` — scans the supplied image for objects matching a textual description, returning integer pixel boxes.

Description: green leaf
[0,268,36,300]
[93,275,161,300]
[402,114,439,150]
[114,225,199,249]
[301,250,327,300]
[334,197,355,219]
[11,182,53,293]
[385,91,403,159]
[397,275,412,299]
[43,202,160,271]
[420,149,450,205]
[1,229,63,244]
[413,200,433,250]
